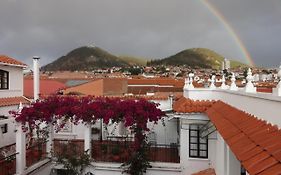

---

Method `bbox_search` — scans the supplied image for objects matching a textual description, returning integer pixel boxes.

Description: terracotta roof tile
[192,168,216,175]
[258,164,281,175]
[173,97,215,113]
[24,79,66,98]
[0,96,30,107]
[205,101,281,175]
[0,55,27,67]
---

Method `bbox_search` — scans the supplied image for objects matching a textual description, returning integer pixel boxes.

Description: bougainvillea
[10,95,165,175]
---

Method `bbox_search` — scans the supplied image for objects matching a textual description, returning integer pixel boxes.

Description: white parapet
[220,75,228,90]
[209,75,216,89]
[245,68,256,93]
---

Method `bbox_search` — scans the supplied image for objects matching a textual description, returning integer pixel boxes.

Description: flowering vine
[10,96,165,175]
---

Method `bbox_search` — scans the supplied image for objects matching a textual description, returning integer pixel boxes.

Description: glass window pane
[190,144,198,149]
[200,144,207,150]
[190,137,198,143]
[200,138,207,143]
[200,151,207,157]
[190,131,197,136]
[190,150,198,157]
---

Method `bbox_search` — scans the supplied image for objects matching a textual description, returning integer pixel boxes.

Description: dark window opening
[0,70,9,89]
[1,124,8,134]
[189,124,208,158]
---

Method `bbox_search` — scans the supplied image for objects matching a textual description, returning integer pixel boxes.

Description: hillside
[118,55,148,66]
[42,46,129,71]
[148,48,247,69]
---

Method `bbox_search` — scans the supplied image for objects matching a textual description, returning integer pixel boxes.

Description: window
[1,124,8,134]
[189,124,208,158]
[0,70,9,89]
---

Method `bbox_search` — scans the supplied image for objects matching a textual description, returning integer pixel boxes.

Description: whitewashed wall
[179,113,217,175]
[0,105,19,148]
[0,65,24,97]
[184,88,281,128]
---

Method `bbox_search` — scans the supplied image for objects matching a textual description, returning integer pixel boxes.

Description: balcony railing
[26,140,47,168]
[92,141,180,163]
[92,141,133,163]
[0,152,17,175]
[54,139,180,163]
[148,144,180,163]
[53,139,85,157]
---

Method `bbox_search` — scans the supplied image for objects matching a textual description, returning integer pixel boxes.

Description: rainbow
[200,0,255,67]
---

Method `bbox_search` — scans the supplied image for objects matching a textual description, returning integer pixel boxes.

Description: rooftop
[0,96,30,107]
[0,55,27,68]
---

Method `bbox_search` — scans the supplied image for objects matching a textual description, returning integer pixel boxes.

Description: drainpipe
[33,56,40,101]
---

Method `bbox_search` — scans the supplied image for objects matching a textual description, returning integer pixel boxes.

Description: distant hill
[118,55,148,66]
[42,46,129,71]
[148,48,247,69]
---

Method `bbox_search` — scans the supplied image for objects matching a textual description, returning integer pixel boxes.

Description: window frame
[189,124,208,159]
[0,69,9,90]
[1,124,8,134]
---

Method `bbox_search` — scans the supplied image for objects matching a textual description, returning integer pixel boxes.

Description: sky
[0,0,280,68]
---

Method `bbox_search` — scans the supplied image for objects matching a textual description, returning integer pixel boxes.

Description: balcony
[53,139,180,164]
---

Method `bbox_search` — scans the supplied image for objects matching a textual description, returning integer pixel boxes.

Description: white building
[222,58,230,70]
[0,55,29,150]
[7,67,281,175]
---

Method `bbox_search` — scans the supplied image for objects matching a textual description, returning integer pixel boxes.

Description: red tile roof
[0,97,30,107]
[192,168,216,175]
[206,101,281,175]
[0,55,27,67]
[63,78,127,96]
[174,97,281,175]
[173,97,215,113]
[128,78,184,88]
[24,79,66,98]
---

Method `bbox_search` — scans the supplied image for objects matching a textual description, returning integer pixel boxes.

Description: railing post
[46,124,54,157]
[15,123,26,175]
[84,124,92,157]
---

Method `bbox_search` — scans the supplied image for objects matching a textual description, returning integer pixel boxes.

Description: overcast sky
[0,0,280,68]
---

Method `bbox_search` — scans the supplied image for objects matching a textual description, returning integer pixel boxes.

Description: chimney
[33,56,40,101]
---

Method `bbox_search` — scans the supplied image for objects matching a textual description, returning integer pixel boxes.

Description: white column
[179,122,189,170]
[84,124,92,156]
[16,124,26,175]
[46,124,54,157]
[215,134,227,175]
[226,146,241,175]
[33,56,40,101]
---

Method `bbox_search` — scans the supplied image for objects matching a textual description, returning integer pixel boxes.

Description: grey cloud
[0,0,280,68]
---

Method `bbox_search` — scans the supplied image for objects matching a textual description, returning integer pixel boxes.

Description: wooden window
[189,124,208,158]
[0,70,9,89]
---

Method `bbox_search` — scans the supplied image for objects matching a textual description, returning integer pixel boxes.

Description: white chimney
[33,56,40,101]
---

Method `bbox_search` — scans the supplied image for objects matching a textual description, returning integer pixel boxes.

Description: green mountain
[148,48,247,69]
[118,55,148,66]
[42,46,129,71]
